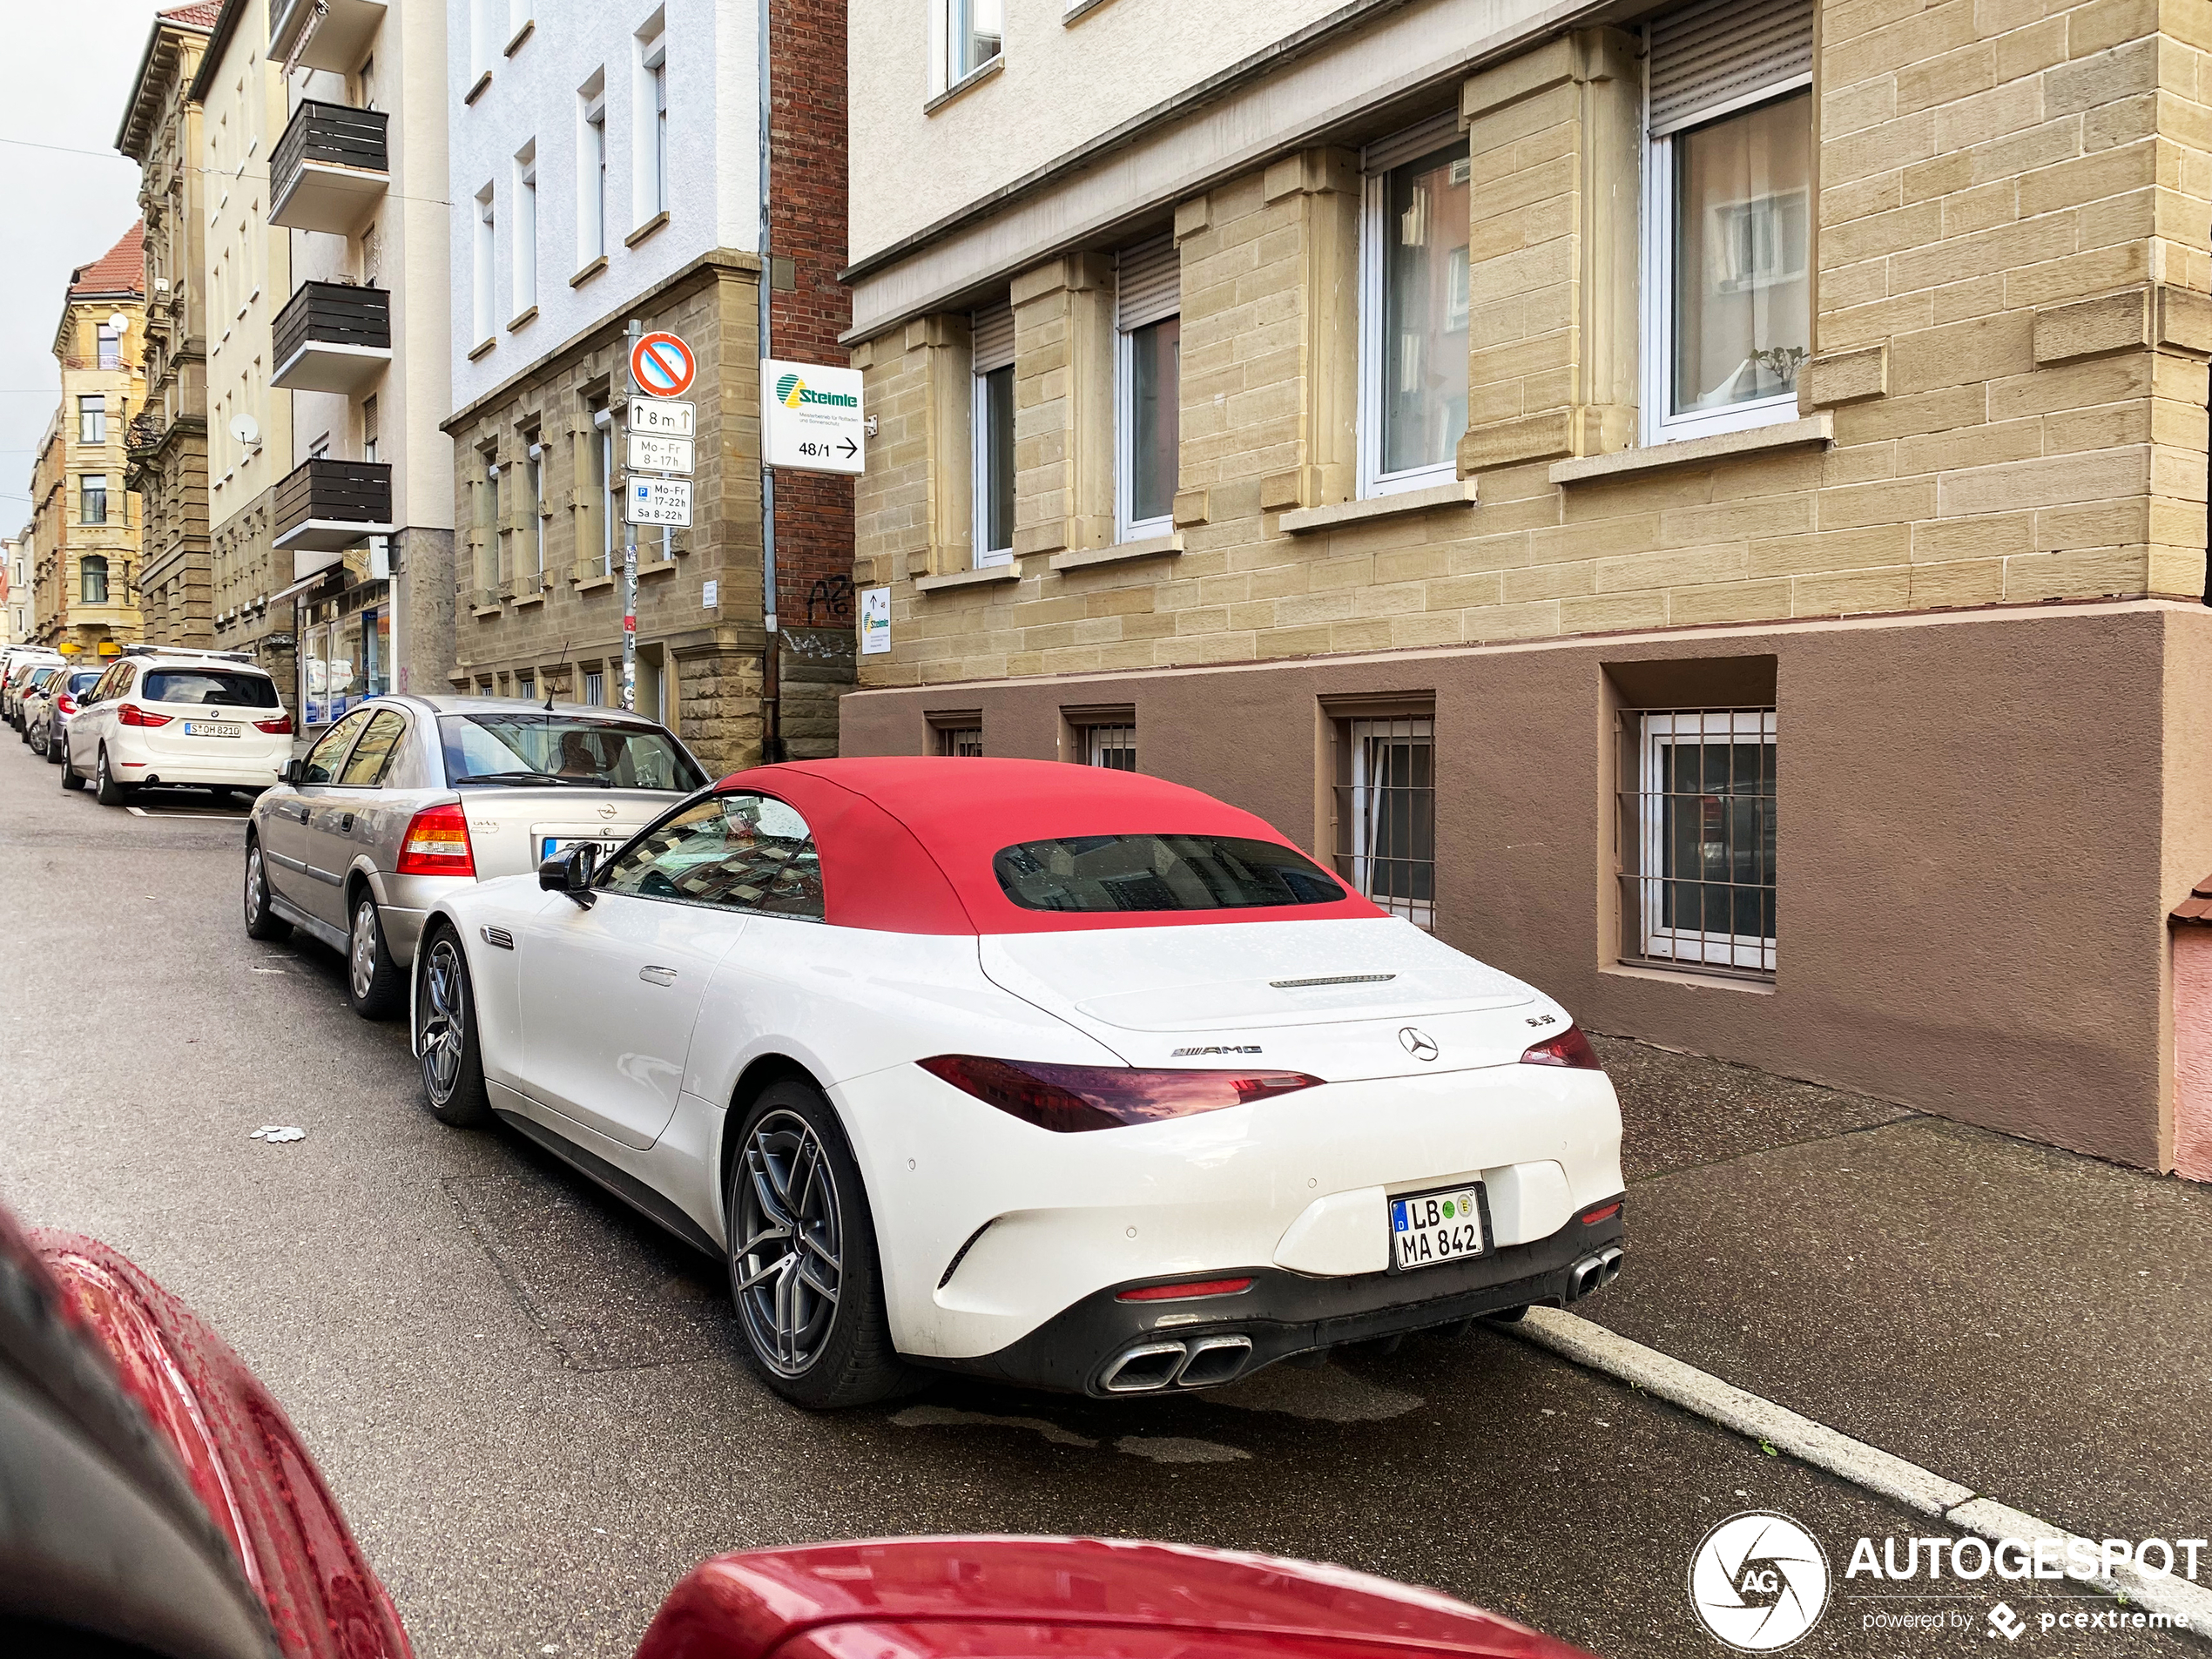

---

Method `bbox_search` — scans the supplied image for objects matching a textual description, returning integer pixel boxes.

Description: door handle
[339,813,355,833]
[639,965,679,986]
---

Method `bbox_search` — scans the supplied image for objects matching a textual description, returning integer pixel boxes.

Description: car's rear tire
[94,746,132,806]
[242,840,292,942]
[44,725,61,764]
[725,1081,917,1410]
[60,745,84,790]
[416,928,492,1129]
[346,894,405,1020]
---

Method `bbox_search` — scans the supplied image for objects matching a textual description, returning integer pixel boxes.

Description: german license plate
[543,835,619,860]
[1390,1185,1486,1271]
[183,720,241,738]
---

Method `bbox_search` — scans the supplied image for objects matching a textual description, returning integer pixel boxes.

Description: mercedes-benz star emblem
[1398,1027,1440,1062]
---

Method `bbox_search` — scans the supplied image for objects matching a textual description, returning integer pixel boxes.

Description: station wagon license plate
[183,720,241,738]
[1390,1185,1486,1271]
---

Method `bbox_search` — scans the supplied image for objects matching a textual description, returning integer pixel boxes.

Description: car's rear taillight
[54,694,76,715]
[918,1055,1323,1133]
[1520,1024,1602,1070]
[117,703,171,728]
[253,712,292,735]
[395,803,475,876]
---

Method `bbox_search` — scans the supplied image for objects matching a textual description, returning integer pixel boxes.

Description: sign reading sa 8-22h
[761,359,865,476]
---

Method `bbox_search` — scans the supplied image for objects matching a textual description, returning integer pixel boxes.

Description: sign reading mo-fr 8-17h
[762,360,866,475]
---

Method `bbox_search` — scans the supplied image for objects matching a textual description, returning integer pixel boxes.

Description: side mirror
[282,758,304,786]
[537,844,598,907]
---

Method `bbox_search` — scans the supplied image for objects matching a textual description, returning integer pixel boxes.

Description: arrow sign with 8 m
[631,331,697,399]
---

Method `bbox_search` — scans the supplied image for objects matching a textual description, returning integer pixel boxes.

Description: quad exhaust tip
[1099,1333,1256,1393]
[1568,1245,1626,1300]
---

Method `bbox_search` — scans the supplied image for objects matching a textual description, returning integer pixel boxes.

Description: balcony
[269,101,388,235]
[271,281,391,394]
[273,458,393,578]
[270,0,386,73]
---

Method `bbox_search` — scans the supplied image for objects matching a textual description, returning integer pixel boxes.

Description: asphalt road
[0,727,2192,1659]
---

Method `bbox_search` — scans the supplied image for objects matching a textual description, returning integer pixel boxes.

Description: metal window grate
[1616,707,1777,975]
[937,725,983,758]
[1334,715,1435,928]
[1086,724,1136,770]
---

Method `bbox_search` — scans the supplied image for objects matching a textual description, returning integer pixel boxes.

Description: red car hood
[635,1536,1595,1659]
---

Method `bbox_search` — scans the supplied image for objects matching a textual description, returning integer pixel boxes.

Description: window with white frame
[1115,235,1179,543]
[80,475,108,526]
[1085,723,1136,770]
[589,395,615,577]
[971,300,1015,568]
[637,29,669,222]
[1359,119,1469,499]
[579,81,608,264]
[1618,707,1777,973]
[97,323,124,371]
[524,430,544,577]
[1332,712,1436,927]
[1642,0,1814,444]
[942,0,1002,87]
[78,396,105,444]
[472,185,496,344]
[513,145,538,317]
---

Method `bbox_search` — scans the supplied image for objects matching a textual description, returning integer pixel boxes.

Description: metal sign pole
[622,318,641,713]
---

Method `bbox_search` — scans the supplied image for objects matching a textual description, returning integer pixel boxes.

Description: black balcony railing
[271,100,388,194]
[274,458,392,542]
[273,281,391,367]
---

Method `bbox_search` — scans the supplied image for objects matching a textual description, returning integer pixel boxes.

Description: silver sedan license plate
[1391,1185,1486,1271]
[183,720,241,738]
[542,834,620,860]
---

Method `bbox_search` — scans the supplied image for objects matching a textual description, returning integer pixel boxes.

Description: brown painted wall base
[840,599,2212,1172]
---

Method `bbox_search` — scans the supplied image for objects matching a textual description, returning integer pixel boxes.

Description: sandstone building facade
[840,0,2212,1173]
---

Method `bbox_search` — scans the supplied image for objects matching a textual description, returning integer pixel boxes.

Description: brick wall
[851,2,2212,690]
[770,0,856,637]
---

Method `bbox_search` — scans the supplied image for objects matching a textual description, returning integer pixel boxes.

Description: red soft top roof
[714,757,1384,935]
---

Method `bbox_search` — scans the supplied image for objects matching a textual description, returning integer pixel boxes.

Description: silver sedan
[243,694,711,1018]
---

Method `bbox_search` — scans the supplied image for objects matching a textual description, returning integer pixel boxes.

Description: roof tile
[159,2,223,26]
[68,222,145,300]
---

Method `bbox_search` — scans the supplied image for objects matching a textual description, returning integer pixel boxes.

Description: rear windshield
[995,834,1349,914]
[65,671,103,695]
[438,712,706,792]
[27,666,60,689]
[142,669,280,707]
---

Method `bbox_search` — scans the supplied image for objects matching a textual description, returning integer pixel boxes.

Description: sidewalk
[1588,1034,2212,1550]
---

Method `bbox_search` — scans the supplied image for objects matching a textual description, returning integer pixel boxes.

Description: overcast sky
[0,0,176,536]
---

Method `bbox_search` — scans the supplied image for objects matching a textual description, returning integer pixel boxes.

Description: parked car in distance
[3,648,63,728]
[13,663,63,744]
[30,665,107,764]
[246,695,710,1020]
[0,1197,1595,1659]
[63,646,292,806]
[415,758,1628,1409]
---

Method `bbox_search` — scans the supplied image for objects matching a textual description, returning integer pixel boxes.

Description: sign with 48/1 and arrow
[761,359,866,475]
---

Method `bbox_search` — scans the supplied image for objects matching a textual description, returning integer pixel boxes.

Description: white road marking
[1511,1307,2212,1631]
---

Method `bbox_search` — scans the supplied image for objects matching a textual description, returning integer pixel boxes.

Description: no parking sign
[631,331,697,398]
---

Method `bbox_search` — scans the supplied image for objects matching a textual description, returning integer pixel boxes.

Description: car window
[65,670,103,696]
[141,669,281,708]
[437,711,705,791]
[994,833,1349,913]
[600,793,823,919]
[300,707,376,786]
[28,667,60,690]
[336,709,407,787]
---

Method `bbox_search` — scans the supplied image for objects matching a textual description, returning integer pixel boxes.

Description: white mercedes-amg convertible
[412,758,1626,1407]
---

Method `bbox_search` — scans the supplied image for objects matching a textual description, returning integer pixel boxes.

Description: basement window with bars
[1086,724,1136,770]
[1332,712,1436,928]
[1617,707,1777,974]
[936,725,985,758]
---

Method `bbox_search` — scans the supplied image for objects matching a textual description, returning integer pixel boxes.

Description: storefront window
[302,623,329,726]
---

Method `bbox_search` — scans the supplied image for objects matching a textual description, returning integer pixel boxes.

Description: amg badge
[1171,1044,1262,1056]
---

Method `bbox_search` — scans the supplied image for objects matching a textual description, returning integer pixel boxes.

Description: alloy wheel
[732,1110,845,1377]
[350,900,380,1001]
[246,850,266,925]
[419,940,467,1103]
